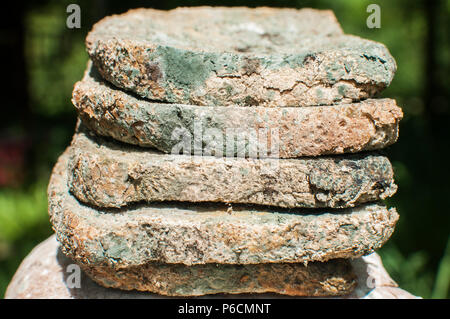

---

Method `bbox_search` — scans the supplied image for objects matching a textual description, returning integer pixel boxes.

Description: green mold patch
[153,46,219,89]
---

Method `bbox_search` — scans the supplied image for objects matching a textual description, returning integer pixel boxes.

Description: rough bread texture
[81,259,356,296]
[50,149,399,266]
[86,7,396,107]
[0,235,356,297]
[72,63,403,158]
[68,125,397,209]
[5,236,420,299]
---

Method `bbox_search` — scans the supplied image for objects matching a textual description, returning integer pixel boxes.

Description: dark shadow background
[0,0,449,298]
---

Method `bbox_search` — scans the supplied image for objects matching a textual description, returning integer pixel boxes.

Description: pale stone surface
[86,7,396,107]
[68,125,397,209]
[50,149,399,267]
[349,253,421,299]
[5,235,420,299]
[73,63,403,158]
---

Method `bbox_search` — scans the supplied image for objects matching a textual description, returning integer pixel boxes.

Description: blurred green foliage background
[0,0,449,298]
